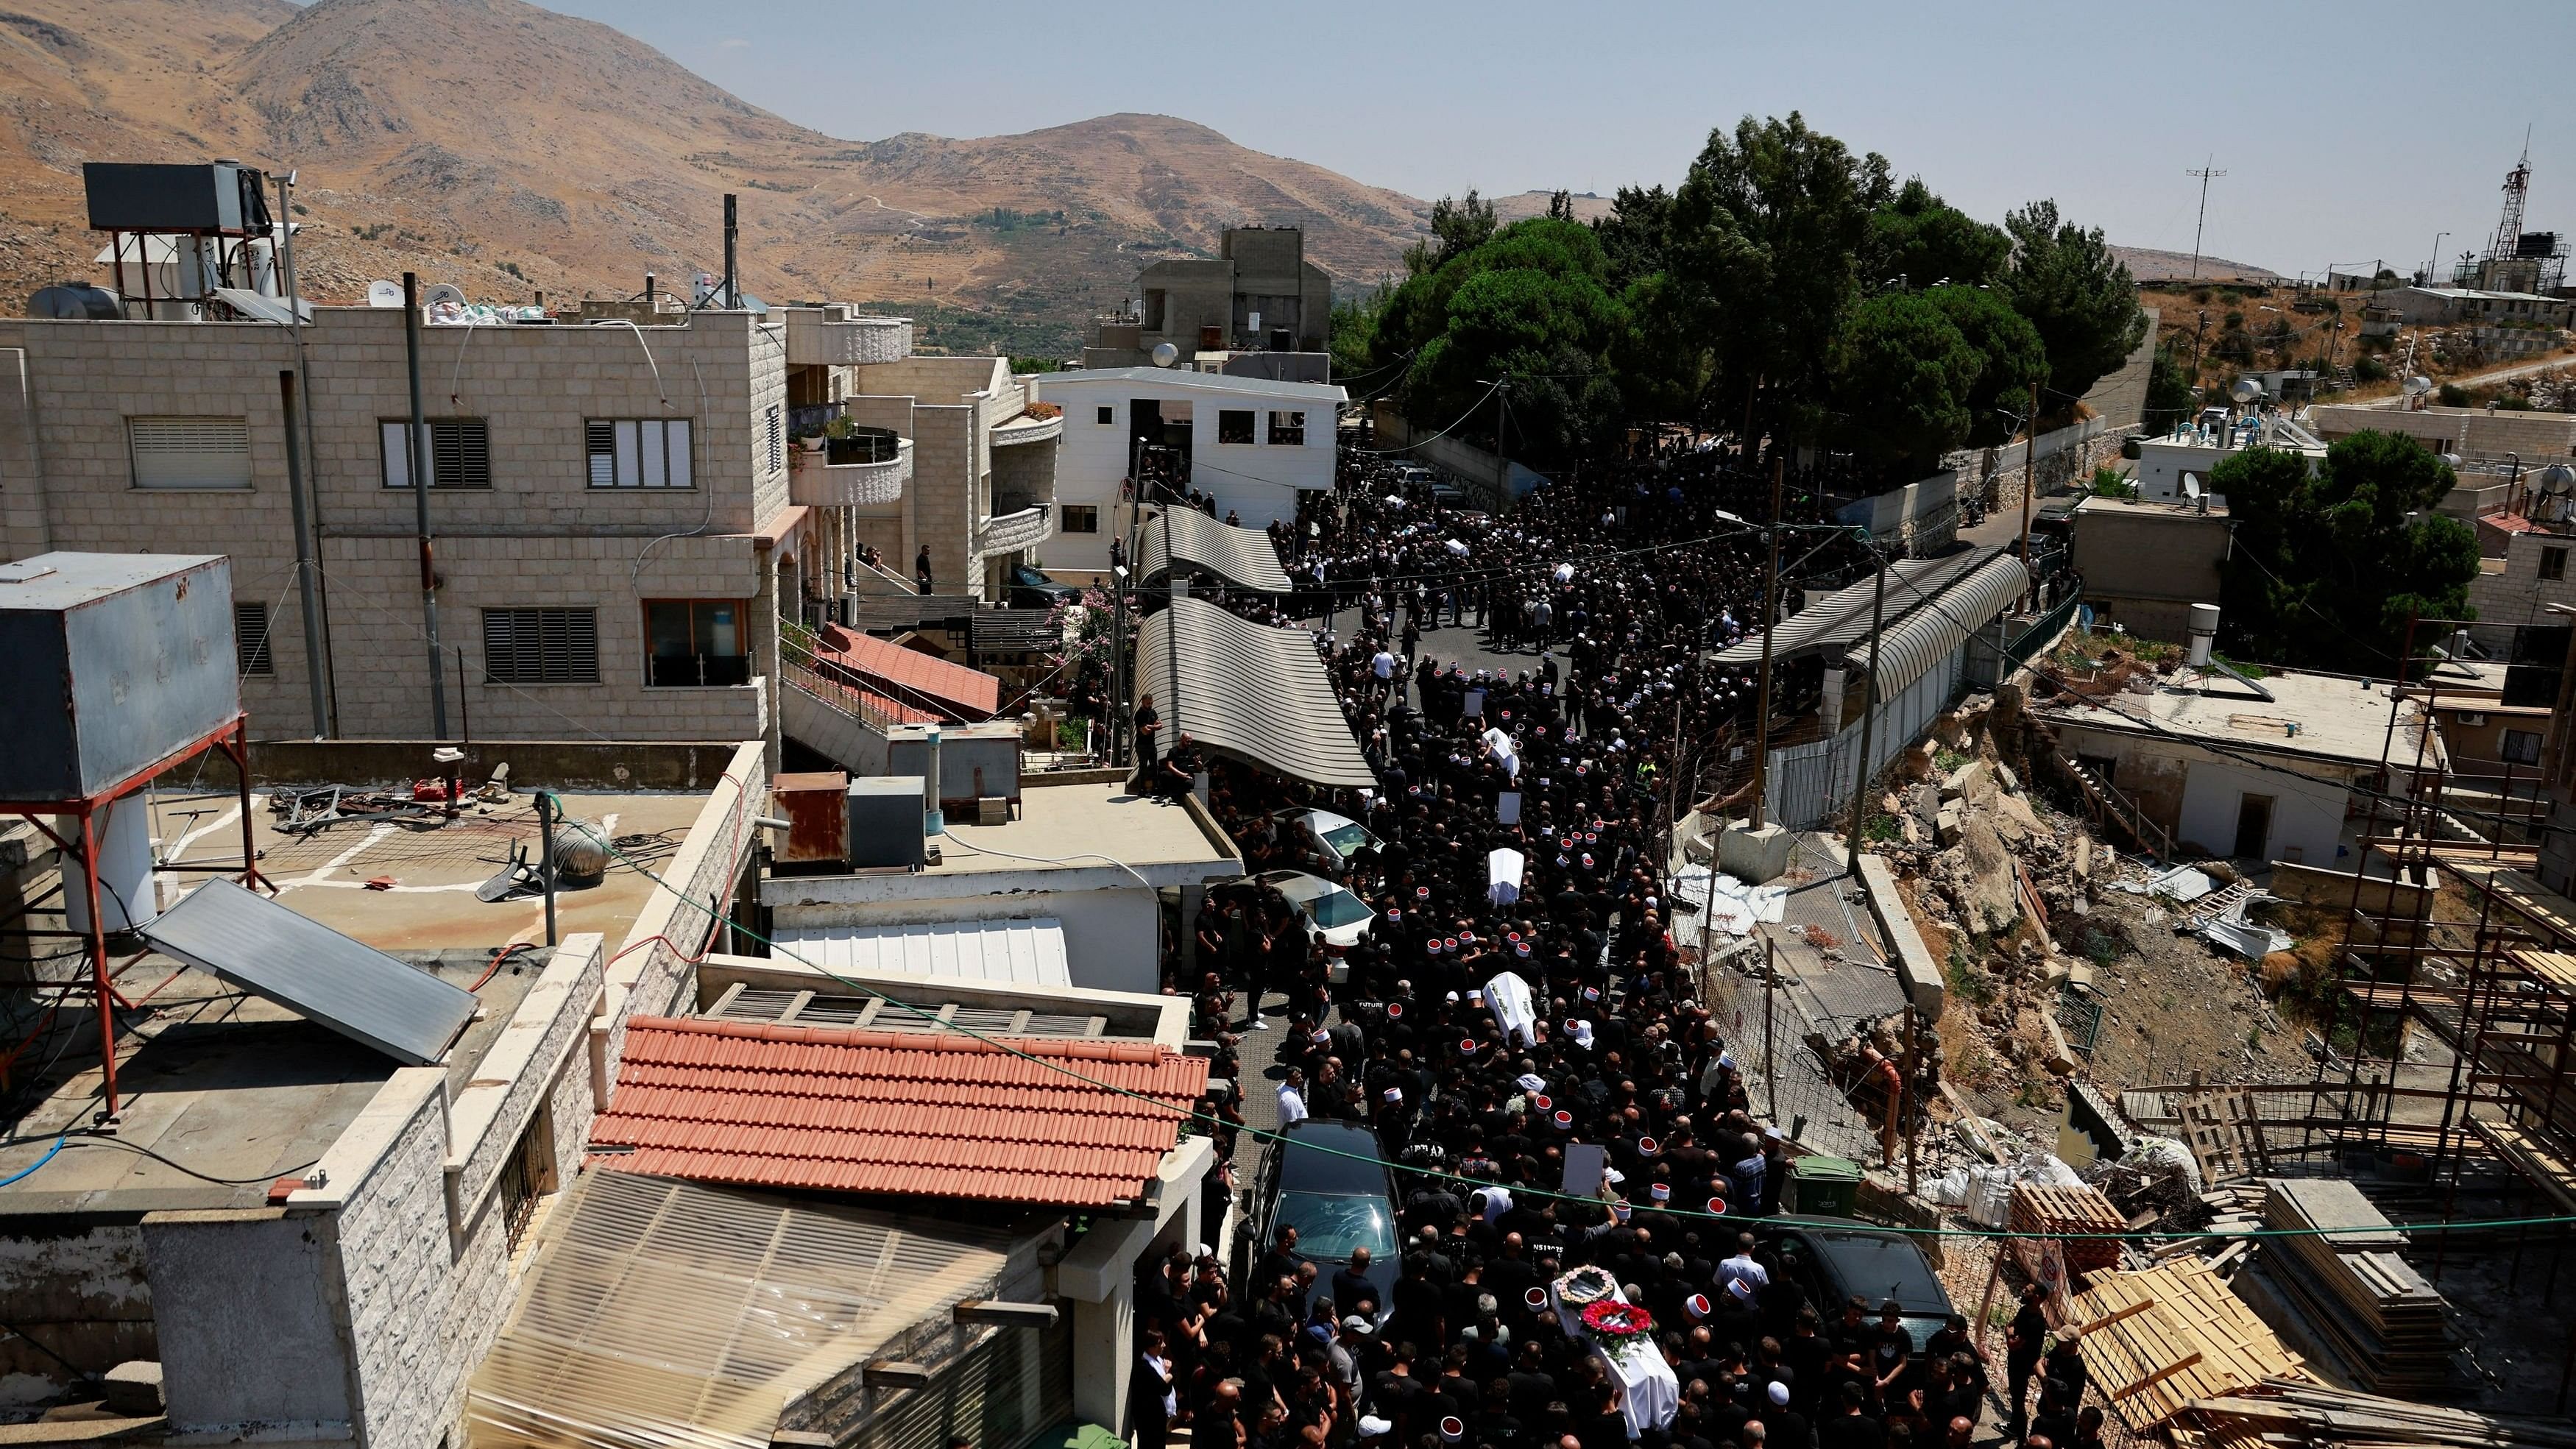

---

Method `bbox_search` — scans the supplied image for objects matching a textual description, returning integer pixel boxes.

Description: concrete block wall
[0,311,790,745]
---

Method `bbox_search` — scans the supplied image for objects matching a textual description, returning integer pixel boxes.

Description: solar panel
[140,878,478,1066]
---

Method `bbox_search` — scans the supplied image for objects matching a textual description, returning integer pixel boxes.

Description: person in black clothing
[1133,692,1161,771]
[914,545,935,595]
[1817,1384,1886,1449]
[1133,1328,1178,1449]
[2003,1283,2049,1434]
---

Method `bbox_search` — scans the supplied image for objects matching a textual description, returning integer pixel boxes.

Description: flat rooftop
[0,782,720,1215]
[2073,495,2230,520]
[762,782,1239,905]
[2040,667,2438,770]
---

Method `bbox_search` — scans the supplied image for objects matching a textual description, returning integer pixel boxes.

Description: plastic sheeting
[1668,865,1787,947]
[467,1169,1018,1449]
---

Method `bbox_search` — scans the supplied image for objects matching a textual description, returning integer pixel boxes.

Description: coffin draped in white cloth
[1548,1282,1678,1437]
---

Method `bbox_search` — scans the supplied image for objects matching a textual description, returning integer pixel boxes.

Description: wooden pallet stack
[2197,1180,2268,1236]
[2010,1181,2129,1278]
[2190,1378,2576,1449]
[2251,1178,2453,1395]
[2065,1258,2304,1432]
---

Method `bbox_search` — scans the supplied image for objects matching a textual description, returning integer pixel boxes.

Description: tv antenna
[2187,156,2228,285]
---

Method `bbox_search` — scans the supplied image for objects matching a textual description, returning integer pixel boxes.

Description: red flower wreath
[1579,1298,1655,1345]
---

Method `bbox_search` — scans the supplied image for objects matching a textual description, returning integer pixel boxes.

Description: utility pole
[1747,454,1786,829]
[1763,935,1779,1124]
[274,170,332,736]
[402,272,449,739]
[1845,545,1889,876]
[276,372,327,739]
[2427,232,2448,288]
[2020,389,2041,610]
[2186,157,2227,286]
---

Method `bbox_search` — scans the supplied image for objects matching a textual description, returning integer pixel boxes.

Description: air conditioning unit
[2457,712,2488,726]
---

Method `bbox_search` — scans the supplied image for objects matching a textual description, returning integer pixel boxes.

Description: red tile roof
[815,625,1002,720]
[590,1016,1208,1207]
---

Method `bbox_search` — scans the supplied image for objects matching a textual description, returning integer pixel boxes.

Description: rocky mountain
[0,0,1429,352]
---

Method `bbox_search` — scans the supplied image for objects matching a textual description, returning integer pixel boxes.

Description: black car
[1755,1216,1956,1349]
[1246,1120,1400,1322]
[1006,564,1079,609]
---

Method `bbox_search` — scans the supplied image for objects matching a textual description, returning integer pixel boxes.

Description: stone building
[0,300,1055,753]
[1081,225,1333,368]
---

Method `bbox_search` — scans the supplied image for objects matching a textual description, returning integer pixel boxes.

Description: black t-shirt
[2007,1304,2048,1367]
[1506,1368,1558,1421]
[1818,1412,1887,1449]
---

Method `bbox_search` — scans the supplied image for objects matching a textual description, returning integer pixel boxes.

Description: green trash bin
[1788,1155,1863,1218]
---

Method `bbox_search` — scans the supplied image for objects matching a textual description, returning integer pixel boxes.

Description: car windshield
[1319,822,1375,855]
[1306,889,1372,928]
[1275,1191,1394,1261]
[1810,1230,1948,1312]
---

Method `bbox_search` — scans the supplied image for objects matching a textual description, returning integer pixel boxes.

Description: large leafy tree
[1404,191,1498,277]
[1924,284,2048,446]
[2145,341,2196,434]
[1829,292,1982,470]
[2001,199,2149,400]
[2214,431,2483,673]
[1864,178,2011,291]
[1664,113,1891,441]
[1374,218,1628,461]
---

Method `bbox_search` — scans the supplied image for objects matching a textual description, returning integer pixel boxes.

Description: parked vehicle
[1006,563,1079,610]
[1271,807,1380,875]
[1255,870,1375,953]
[1246,1120,1400,1319]
[1755,1216,1956,1349]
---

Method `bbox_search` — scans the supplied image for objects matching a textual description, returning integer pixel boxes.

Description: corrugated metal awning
[140,878,477,1066]
[1136,595,1375,787]
[1139,507,1297,593]
[1844,553,2031,698]
[1709,554,1953,664]
[467,1169,1019,1449]
[771,918,1069,986]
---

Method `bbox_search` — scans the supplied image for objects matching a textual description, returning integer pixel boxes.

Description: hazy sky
[542,0,2570,277]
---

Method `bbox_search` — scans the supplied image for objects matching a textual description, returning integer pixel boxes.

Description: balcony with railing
[790,431,912,509]
[785,305,913,366]
[977,504,1055,557]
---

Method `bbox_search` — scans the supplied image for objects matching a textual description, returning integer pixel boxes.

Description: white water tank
[60,794,158,934]
[2187,603,2221,667]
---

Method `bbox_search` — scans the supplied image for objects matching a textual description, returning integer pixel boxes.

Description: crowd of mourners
[1120,442,2101,1449]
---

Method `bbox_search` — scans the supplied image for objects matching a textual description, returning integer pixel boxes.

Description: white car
[1273,807,1380,875]
[1256,870,1376,973]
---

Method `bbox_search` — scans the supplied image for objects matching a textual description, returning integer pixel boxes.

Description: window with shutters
[379,419,492,489]
[127,417,252,489]
[767,404,784,476]
[482,608,600,684]
[233,600,274,676]
[583,419,694,489]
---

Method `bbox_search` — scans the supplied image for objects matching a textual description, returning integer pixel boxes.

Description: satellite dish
[366,280,404,308]
[421,283,467,310]
[1150,341,1179,368]
[2232,378,2262,403]
[2537,463,2576,492]
[2403,374,2433,397]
